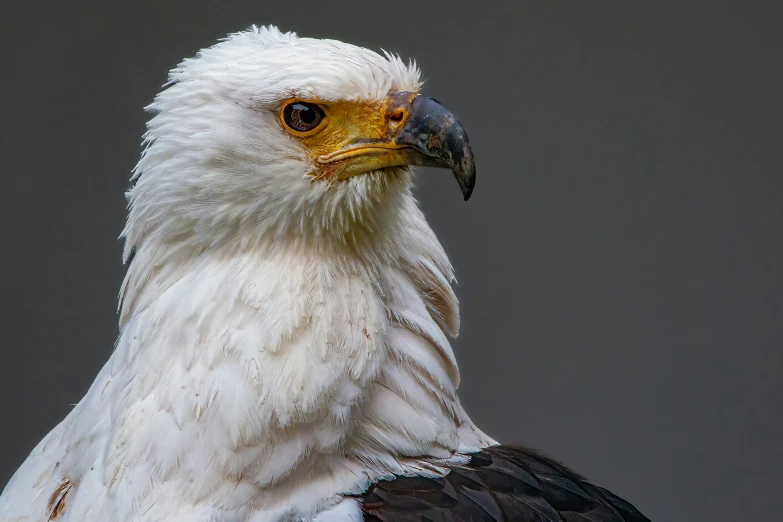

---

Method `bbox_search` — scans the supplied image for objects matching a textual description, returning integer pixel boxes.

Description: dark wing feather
[359,445,651,522]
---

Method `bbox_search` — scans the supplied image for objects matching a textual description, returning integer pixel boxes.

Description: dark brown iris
[283,102,325,132]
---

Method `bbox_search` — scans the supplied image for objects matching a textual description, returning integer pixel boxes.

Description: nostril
[390,109,405,123]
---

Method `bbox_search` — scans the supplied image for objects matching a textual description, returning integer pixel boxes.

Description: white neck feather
[96,184,493,520]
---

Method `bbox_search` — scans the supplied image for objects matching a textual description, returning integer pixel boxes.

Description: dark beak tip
[457,152,476,201]
[460,172,475,200]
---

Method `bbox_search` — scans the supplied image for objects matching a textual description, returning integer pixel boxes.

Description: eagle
[0,26,650,522]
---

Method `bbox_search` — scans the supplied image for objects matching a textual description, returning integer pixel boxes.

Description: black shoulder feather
[359,445,650,522]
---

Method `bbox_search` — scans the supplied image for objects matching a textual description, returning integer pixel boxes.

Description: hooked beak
[395,96,476,200]
[316,93,476,200]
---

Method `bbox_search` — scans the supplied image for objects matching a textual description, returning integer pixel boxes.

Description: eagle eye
[282,101,326,134]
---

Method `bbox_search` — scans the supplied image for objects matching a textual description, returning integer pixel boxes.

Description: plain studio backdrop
[1,2,781,520]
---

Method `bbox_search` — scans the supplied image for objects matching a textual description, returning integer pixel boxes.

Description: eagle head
[123,26,474,259]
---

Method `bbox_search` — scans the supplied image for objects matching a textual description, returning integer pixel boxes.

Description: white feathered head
[122,26,474,258]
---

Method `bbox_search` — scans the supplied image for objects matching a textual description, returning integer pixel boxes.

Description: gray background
[1,2,781,520]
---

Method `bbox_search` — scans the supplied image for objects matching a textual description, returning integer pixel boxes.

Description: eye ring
[281,101,328,135]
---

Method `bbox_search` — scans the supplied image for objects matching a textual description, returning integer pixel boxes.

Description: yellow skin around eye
[279,93,414,182]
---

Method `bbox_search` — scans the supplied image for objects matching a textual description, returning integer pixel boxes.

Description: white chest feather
[0,246,491,522]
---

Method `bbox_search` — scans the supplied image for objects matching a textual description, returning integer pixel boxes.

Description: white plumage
[0,26,493,521]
